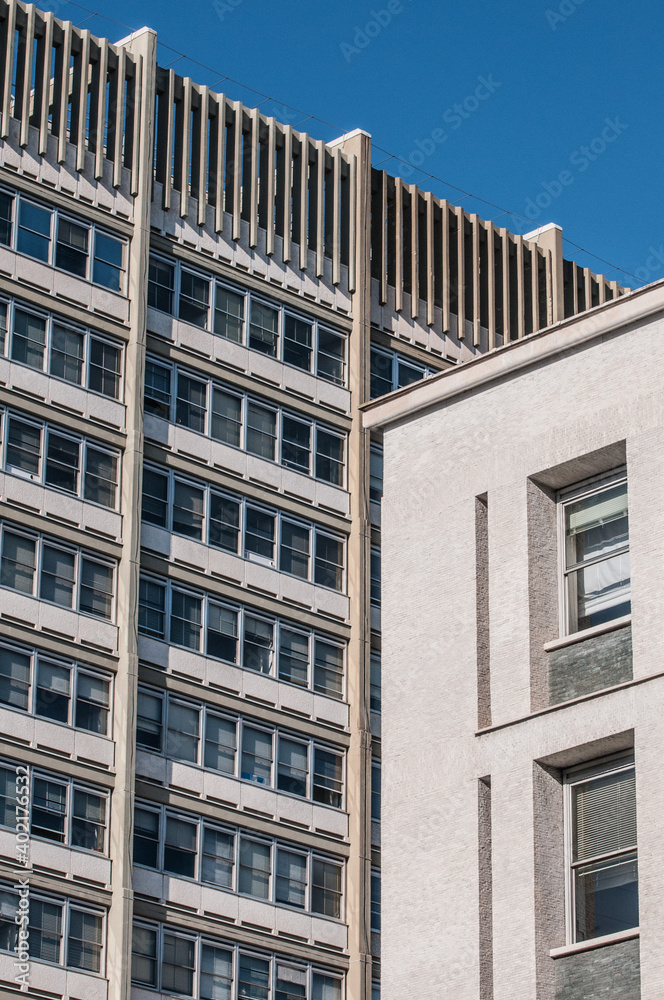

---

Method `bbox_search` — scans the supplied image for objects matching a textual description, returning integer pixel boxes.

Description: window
[370,547,381,606]
[146,256,348,386]
[565,755,638,943]
[559,474,630,635]
[0,413,120,507]
[0,889,105,974]
[371,760,381,822]
[370,653,381,713]
[371,869,381,933]
[133,801,344,917]
[370,444,383,506]
[144,357,346,485]
[136,687,345,808]
[0,761,108,853]
[0,296,122,397]
[137,575,346,700]
[0,188,126,291]
[369,345,432,399]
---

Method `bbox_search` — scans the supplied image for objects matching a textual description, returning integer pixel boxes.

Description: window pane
[176,373,207,432]
[314,640,344,700]
[238,954,270,1000]
[283,314,312,370]
[202,828,234,887]
[1,532,36,593]
[89,338,121,398]
[50,324,83,384]
[214,286,244,342]
[201,944,233,1000]
[142,468,169,527]
[144,360,172,419]
[209,493,240,552]
[6,417,41,476]
[133,807,160,868]
[371,761,381,821]
[370,348,393,399]
[138,578,166,639]
[35,660,71,723]
[79,559,113,619]
[249,301,279,356]
[313,973,342,1000]
[278,738,308,797]
[45,432,79,493]
[0,192,12,247]
[245,507,275,563]
[212,388,242,447]
[93,232,123,291]
[276,848,306,908]
[207,603,238,663]
[278,628,309,687]
[573,767,637,862]
[371,870,381,931]
[12,309,46,369]
[0,768,17,828]
[276,965,307,1000]
[0,890,18,953]
[239,839,271,898]
[17,200,51,262]
[68,909,103,972]
[241,727,273,784]
[29,899,62,963]
[315,533,344,591]
[0,301,6,354]
[170,590,202,650]
[315,429,344,487]
[56,218,88,277]
[243,615,274,674]
[75,673,110,735]
[204,714,237,773]
[71,789,106,852]
[246,403,276,460]
[312,858,342,918]
[280,521,310,579]
[131,925,157,986]
[370,653,381,712]
[369,445,383,503]
[136,690,163,751]
[282,416,311,474]
[148,256,175,314]
[40,545,75,607]
[31,777,66,841]
[0,645,30,711]
[164,815,197,878]
[179,269,210,328]
[317,328,345,385]
[370,548,381,605]
[84,447,118,508]
[314,748,343,809]
[575,852,639,941]
[162,932,195,995]
[173,480,205,539]
[166,701,200,762]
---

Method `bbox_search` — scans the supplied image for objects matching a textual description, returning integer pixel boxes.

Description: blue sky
[39,0,664,288]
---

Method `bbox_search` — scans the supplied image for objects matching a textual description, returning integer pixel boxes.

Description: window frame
[557,469,630,637]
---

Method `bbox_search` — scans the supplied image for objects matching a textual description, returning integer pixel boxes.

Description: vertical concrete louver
[0,3,632,1000]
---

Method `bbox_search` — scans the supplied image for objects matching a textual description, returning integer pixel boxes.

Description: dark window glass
[313,747,343,808]
[214,286,244,342]
[148,256,175,314]
[283,314,312,370]
[370,348,393,399]
[249,301,279,356]
[17,200,51,262]
[243,615,274,674]
[164,816,197,878]
[239,839,271,898]
[172,480,204,539]
[276,848,306,908]
[316,429,344,487]
[277,738,308,797]
[35,660,70,723]
[209,493,240,552]
[133,807,159,868]
[239,954,270,1000]
[71,788,106,852]
[75,672,110,734]
[212,387,242,446]
[93,232,123,291]
[312,857,342,918]
[56,218,89,277]
[245,507,275,562]
[166,701,200,762]
[207,602,239,663]
[204,713,236,773]
[50,324,84,384]
[246,402,276,460]
[202,828,234,887]
[176,373,207,432]
[29,898,62,963]
[170,590,202,650]
[131,925,157,986]
[144,360,171,419]
[162,932,195,996]
[136,690,163,751]
[67,909,103,972]
[282,416,311,474]
[315,533,344,591]
[89,338,121,398]
[142,468,169,527]
[84,447,118,508]
[314,639,344,700]
[40,545,75,607]
[0,645,30,711]
[31,777,66,841]
[179,269,209,328]
[138,578,166,638]
[241,727,272,784]
[201,943,233,1000]
[0,532,35,593]
[278,628,309,687]
[6,417,41,476]
[45,432,79,493]
[12,309,46,369]
[79,559,113,619]
[317,328,345,385]
[280,522,310,579]
[0,192,13,245]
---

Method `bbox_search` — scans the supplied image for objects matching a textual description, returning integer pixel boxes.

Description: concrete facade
[364,283,664,1000]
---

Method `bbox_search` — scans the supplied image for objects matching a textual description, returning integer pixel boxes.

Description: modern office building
[363,280,664,1000]
[0,2,631,998]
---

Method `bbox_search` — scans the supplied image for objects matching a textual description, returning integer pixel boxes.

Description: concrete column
[525,223,564,324]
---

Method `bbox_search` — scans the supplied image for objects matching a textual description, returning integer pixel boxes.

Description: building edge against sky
[363,280,664,1000]
[0,2,636,999]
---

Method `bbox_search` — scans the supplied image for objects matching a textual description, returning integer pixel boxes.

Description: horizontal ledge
[544,615,631,652]
[550,927,639,958]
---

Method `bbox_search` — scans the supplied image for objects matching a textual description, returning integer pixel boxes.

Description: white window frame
[563,752,637,945]
[557,469,629,637]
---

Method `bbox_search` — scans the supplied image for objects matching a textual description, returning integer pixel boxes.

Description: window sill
[544,614,631,653]
[550,927,639,958]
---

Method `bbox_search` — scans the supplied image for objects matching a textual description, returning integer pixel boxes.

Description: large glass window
[566,756,638,943]
[561,475,630,634]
